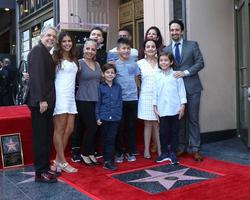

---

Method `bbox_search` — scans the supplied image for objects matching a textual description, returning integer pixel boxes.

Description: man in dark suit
[163,19,204,162]
[26,26,58,183]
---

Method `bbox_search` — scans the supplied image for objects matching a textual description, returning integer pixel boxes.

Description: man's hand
[39,101,48,113]
[174,71,185,78]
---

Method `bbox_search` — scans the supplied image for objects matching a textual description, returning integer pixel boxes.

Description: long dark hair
[144,26,164,48]
[53,31,79,70]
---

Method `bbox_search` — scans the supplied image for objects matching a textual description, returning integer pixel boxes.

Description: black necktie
[175,43,181,63]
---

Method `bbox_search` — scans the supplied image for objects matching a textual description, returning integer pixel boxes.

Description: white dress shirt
[152,68,187,117]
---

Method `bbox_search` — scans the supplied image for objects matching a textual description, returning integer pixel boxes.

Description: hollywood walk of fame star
[5,138,18,152]
[17,172,35,184]
[128,168,207,190]
[17,171,64,184]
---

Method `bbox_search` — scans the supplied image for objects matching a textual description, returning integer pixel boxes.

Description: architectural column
[143,0,172,45]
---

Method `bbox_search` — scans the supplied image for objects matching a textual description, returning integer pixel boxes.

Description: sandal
[144,151,151,159]
[50,160,62,177]
[58,162,78,173]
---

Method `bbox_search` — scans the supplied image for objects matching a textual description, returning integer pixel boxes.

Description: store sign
[43,18,54,27]
[31,24,41,38]
[31,24,41,48]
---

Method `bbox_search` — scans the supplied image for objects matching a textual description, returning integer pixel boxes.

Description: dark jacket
[26,41,56,108]
[96,47,107,69]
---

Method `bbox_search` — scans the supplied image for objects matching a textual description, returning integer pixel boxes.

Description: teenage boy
[89,27,107,68]
[107,28,138,63]
[114,38,140,163]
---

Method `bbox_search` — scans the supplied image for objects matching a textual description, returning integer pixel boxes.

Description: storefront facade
[15,0,250,146]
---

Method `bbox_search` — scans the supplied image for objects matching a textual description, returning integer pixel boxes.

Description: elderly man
[26,26,58,183]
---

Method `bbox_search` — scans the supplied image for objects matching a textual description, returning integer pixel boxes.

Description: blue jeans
[159,115,180,154]
[101,121,120,161]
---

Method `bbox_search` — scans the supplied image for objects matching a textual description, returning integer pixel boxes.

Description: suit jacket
[163,40,204,94]
[26,41,55,108]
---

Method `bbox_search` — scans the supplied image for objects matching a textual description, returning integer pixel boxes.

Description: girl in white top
[153,52,186,164]
[52,32,79,173]
[137,39,161,159]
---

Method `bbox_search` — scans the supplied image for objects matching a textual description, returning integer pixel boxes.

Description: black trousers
[159,115,180,154]
[71,114,81,149]
[72,101,98,156]
[29,106,53,175]
[115,101,138,155]
[101,121,120,161]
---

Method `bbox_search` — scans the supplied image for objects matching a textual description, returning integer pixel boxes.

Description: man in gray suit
[163,19,204,161]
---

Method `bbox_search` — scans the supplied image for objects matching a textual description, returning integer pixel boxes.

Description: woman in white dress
[137,39,161,159]
[52,32,79,173]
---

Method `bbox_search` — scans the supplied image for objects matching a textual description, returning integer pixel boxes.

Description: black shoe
[35,172,57,183]
[103,161,117,171]
[156,153,171,163]
[48,169,61,177]
[170,152,179,165]
[71,147,82,163]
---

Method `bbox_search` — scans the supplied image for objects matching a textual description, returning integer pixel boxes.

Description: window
[173,0,186,38]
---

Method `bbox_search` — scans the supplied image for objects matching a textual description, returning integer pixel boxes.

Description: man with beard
[163,19,205,162]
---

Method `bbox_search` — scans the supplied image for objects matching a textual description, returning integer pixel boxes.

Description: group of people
[26,19,204,184]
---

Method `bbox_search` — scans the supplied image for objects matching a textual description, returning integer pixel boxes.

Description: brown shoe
[193,152,203,162]
[176,150,185,157]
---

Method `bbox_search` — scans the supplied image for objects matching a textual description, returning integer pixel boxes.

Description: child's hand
[178,104,185,119]
[97,119,102,125]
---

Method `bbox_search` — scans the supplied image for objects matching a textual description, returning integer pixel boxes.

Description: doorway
[235,0,250,147]
[119,0,144,49]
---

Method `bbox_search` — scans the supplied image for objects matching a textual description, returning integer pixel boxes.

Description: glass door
[235,0,250,147]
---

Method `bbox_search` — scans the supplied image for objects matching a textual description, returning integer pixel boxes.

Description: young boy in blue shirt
[114,38,141,163]
[96,63,122,170]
